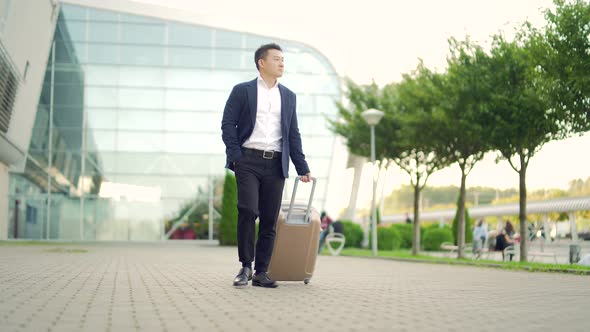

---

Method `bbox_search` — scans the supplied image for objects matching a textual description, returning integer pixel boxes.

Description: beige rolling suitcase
[267,177,321,284]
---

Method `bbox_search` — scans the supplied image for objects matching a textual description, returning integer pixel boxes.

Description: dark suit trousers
[235,152,285,272]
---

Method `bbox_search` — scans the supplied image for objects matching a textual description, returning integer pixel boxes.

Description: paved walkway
[0,241,588,332]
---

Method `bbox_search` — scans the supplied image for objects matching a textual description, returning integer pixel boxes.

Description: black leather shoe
[233,267,253,287]
[252,272,278,288]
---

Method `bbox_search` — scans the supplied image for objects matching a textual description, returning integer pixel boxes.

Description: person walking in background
[221,43,312,288]
[472,219,488,258]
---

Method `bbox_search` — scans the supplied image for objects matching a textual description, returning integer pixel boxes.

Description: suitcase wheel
[304,278,310,285]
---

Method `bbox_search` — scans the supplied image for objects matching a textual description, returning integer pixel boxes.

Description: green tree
[393,63,449,255]
[219,171,238,246]
[328,79,402,248]
[535,0,590,133]
[428,38,491,258]
[482,35,556,261]
[328,79,400,162]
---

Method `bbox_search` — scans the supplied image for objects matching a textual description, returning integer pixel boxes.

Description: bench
[440,242,458,257]
[440,242,472,257]
[528,251,558,264]
[500,246,558,264]
[325,233,346,256]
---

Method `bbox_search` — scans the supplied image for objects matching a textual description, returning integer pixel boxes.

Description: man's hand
[300,173,312,183]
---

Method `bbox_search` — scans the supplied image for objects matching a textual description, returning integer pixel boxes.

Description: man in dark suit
[221,43,311,288]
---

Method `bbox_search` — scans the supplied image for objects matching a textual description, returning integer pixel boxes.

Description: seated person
[318,212,333,254]
[495,221,516,261]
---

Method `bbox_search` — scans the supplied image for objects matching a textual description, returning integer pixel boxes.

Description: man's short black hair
[254,43,282,70]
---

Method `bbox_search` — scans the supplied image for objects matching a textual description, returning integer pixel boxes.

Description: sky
[131,0,589,214]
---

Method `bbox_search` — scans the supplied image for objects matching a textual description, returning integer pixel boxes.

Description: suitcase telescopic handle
[286,176,317,224]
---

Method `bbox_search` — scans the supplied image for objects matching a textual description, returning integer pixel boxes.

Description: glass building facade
[7,3,340,241]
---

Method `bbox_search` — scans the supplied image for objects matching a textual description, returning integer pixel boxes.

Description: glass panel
[315,75,340,95]
[111,175,208,199]
[164,111,220,132]
[88,8,119,21]
[168,23,211,47]
[118,110,163,131]
[54,68,85,85]
[85,66,120,86]
[120,13,162,24]
[244,35,273,49]
[63,21,86,42]
[6,196,59,240]
[120,45,164,66]
[53,106,83,128]
[164,69,213,89]
[165,90,227,111]
[304,136,334,157]
[164,133,223,154]
[117,132,164,152]
[119,67,164,87]
[61,5,86,20]
[88,22,118,42]
[94,152,225,176]
[83,197,126,241]
[214,49,244,70]
[168,47,211,68]
[215,29,242,48]
[210,70,253,90]
[53,43,87,63]
[56,197,83,240]
[315,95,339,116]
[51,128,83,151]
[54,85,84,106]
[88,130,116,151]
[119,88,164,110]
[121,23,165,45]
[54,40,79,64]
[295,94,314,115]
[87,43,119,64]
[86,87,119,108]
[86,108,117,130]
[309,157,332,176]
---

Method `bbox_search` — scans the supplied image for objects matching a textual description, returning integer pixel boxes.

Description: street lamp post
[361,108,384,257]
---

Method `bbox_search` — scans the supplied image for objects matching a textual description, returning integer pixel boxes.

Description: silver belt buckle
[262,150,274,159]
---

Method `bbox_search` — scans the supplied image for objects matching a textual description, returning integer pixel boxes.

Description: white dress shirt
[242,75,283,152]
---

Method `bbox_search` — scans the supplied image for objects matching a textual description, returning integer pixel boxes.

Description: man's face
[259,49,284,78]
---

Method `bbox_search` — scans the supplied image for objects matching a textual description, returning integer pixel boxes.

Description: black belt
[243,148,281,160]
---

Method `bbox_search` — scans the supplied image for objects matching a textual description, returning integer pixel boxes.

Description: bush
[219,171,238,246]
[391,223,413,249]
[340,221,364,248]
[370,226,402,251]
[422,227,454,251]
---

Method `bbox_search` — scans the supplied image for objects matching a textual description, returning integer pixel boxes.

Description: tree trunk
[457,168,467,259]
[412,183,421,255]
[519,153,528,262]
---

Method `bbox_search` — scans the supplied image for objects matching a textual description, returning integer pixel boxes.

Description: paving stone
[0,242,588,332]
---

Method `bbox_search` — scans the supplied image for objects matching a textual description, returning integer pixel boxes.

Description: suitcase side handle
[286,176,317,224]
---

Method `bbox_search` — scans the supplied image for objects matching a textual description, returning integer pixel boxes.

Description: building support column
[0,162,9,240]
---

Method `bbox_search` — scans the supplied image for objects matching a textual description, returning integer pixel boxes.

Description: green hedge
[219,171,238,246]
[391,224,413,249]
[370,226,402,251]
[340,221,364,248]
[422,227,454,251]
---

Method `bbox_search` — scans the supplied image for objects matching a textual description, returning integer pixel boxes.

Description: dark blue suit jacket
[221,78,310,178]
